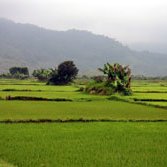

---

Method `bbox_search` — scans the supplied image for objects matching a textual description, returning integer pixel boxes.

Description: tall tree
[48,61,79,85]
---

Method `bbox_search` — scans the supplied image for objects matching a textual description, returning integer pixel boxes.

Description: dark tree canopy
[9,67,29,76]
[48,61,79,85]
[9,67,29,79]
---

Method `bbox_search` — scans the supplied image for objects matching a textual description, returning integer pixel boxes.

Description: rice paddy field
[0,79,167,167]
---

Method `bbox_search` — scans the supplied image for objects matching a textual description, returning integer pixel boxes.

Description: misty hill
[0,18,167,76]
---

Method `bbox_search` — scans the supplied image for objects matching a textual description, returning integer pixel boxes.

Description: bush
[84,82,114,95]
[32,69,52,81]
[85,63,132,96]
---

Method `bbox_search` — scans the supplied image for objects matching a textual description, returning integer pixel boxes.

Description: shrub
[85,63,132,96]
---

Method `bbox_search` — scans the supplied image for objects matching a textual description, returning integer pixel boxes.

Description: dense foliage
[85,63,132,95]
[32,69,52,81]
[48,61,78,85]
[9,67,29,76]
[9,67,29,79]
[99,63,132,93]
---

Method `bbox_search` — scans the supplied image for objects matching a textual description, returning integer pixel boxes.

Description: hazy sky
[0,0,167,46]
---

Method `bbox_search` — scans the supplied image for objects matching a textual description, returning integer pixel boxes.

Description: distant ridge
[0,18,167,76]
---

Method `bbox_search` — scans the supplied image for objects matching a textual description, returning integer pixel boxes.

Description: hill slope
[0,18,167,76]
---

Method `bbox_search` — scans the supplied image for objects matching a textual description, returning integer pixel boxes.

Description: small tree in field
[48,61,79,85]
[32,69,52,81]
[98,63,132,95]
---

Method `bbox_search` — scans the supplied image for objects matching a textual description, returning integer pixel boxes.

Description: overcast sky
[0,0,167,46]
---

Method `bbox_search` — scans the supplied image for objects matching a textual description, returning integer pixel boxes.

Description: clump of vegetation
[85,63,132,95]
[9,67,29,79]
[32,69,52,81]
[84,82,114,95]
[0,67,30,79]
[48,61,78,85]
[0,73,12,79]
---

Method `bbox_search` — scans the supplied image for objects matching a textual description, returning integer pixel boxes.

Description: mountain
[0,18,167,76]
[129,42,167,55]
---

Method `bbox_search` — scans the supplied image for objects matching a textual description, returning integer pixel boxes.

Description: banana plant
[98,63,132,92]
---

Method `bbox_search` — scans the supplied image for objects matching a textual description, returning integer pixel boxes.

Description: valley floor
[0,123,167,167]
[0,79,167,166]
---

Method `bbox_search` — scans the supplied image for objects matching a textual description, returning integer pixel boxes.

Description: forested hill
[0,18,167,76]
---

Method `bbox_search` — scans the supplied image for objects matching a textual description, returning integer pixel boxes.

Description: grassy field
[0,101,167,121]
[0,91,106,101]
[0,123,167,167]
[132,80,167,93]
[0,79,167,166]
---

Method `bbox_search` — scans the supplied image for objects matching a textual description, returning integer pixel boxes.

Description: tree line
[0,60,133,95]
[0,61,79,85]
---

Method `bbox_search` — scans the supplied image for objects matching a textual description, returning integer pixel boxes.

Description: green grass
[125,88,167,107]
[0,84,78,92]
[0,81,106,101]
[0,159,16,167]
[0,101,167,121]
[130,93,167,100]
[131,80,167,92]
[132,86,167,92]
[0,91,107,101]
[0,79,42,85]
[0,123,167,167]
[142,101,167,107]
[132,80,167,87]
[0,79,167,167]
[125,81,167,107]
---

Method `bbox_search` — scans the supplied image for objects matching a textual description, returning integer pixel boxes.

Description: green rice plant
[0,123,167,167]
[0,101,167,121]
